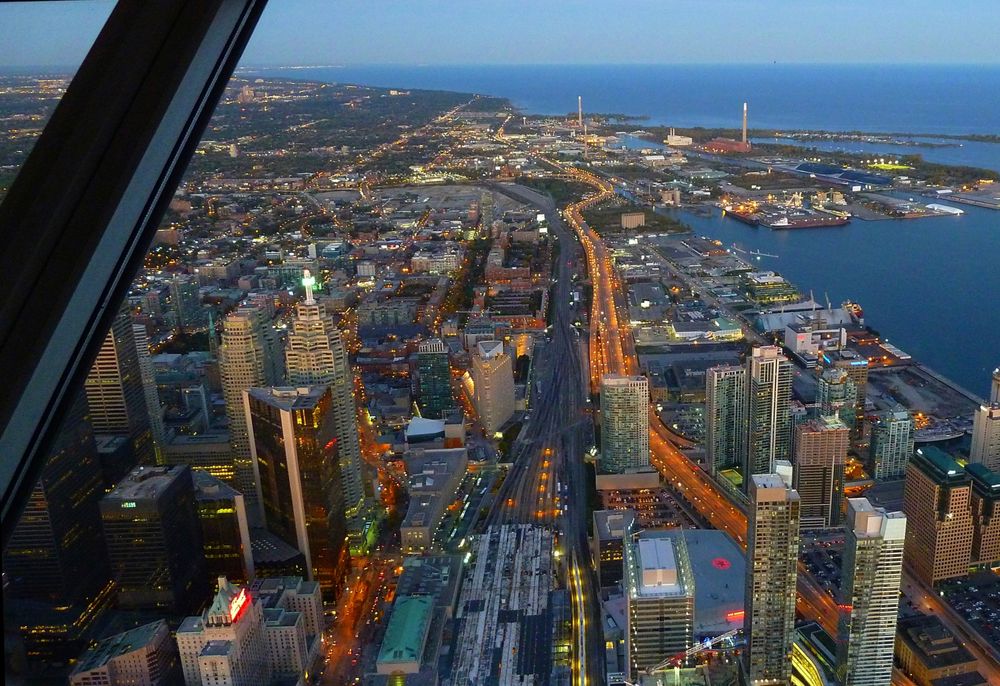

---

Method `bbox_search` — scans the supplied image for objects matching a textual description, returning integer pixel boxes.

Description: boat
[842,300,864,323]
[762,212,850,229]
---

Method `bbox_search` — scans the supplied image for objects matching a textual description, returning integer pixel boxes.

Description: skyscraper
[903,447,973,585]
[284,273,373,547]
[837,498,906,686]
[970,401,1000,471]
[705,364,747,474]
[84,305,155,477]
[471,339,515,434]
[823,352,869,445]
[869,405,915,480]
[623,533,695,679]
[600,375,650,474]
[415,338,454,419]
[793,415,849,529]
[169,274,205,331]
[133,323,167,452]
[991,368,1000,405]
[193,469,255,584]
[746,346,792,478]
[245,386,350,598]
[744,473,800,685]
[100,464,207,612]
[220,304,277,509]
[816,367,857,430]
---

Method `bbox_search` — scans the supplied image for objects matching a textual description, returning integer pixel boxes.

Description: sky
[2,0,999,68]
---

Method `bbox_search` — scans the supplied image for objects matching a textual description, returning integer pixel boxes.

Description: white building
[837,498,906,686]
[600,375,650,475]
[970,403,1000,472]
[70,620,176,686]
[746,346,793,478]
[869,406,915,480]
[177,577,317,686]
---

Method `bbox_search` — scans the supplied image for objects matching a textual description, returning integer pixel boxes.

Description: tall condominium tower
[970,401,1000,471]
[837,498,906,686]
[744,473,800,685]
[869,405,915,480]
[822,353,869,444]
[793,415,849,528]
[133,323,167,452]
[169,274,205,330]
[623,533,695,679]
[415,338,455,419]
[746,346,792,478]
[903,447,974,585]
[84,305,154,476]
[284,273,372,547]
[705,364,747,474]
[817,367,857,430]
[471,339,515,434]
[220,304,278,506]
[600,375,650,474]
[100,465,208,613]
[992,368,1000,405]
[245,386,350,598]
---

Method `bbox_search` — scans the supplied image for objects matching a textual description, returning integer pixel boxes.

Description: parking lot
[939,573,1000,649]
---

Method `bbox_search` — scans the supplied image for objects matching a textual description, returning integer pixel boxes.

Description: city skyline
[4,1,1000,68]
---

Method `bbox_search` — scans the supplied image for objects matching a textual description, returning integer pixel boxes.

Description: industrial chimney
[742,101,748,145]
[578,95,583,127]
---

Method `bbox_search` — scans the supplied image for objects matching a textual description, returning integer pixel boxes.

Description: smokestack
[578,95,583,127]
[742,101,748,145]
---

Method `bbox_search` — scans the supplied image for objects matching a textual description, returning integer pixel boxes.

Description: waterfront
[665,204,1000,400]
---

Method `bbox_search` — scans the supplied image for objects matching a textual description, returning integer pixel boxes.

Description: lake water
[252,64,1000,398]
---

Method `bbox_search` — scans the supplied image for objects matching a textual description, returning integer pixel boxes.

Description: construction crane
[643,627,743,675]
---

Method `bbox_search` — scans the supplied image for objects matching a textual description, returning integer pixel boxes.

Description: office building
[816,366,857,430]
[744,474,800,685]
[284,273,374,546]
[705,364,747,473]
[837,499,906,686]
[69,620,178,686]
[84,305,155,477]
[193,470,254,584]
[170,274,205,330]
[623,534,695,679]
[869,406,915,480]
[415,338,454,419]
[245,386,349,598]
[970,402,1000,471]
[220,305,279,511]
[600,375,650,474]
[162,430,235,484]
[895,615,988,686]
[400,447,468,553]
[100,465,207,612]
[793,415,849,528]
[903,447,973,585]
[968,463,1000,567]
[593,509,636,588]
[471,339,515,434]
[746,346,792,478]
[133,323,167,451]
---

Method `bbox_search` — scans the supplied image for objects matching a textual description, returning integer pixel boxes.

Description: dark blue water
[253,64,1000,136]
[250,64,1000,398]
[751,137,1000,173]
[670,206,1000,400]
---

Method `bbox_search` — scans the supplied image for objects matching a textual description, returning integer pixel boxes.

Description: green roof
[377,595,432,666]
[968,463,1000,492]
[914,446,967,484]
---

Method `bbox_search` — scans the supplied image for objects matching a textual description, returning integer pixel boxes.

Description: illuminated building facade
[624,534,695,679]
[869,406,915,480]
[245,386,349,598]
[284,273,373,546]
[746,346,793,479]
[837,498,906,686]
[193,469,254,585]
[600,375,650,474]
[415,338,455,419]
[968,463,1000,567]
[970,402,1000,472]
[744,473,800,685]
[471,339,515,434]
[69,620,178,686]
[793,416,849,529]
[705,364,747,474]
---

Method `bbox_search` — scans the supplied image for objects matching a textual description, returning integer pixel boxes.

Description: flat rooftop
[72,620,166,674]
[104,465,188,502]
